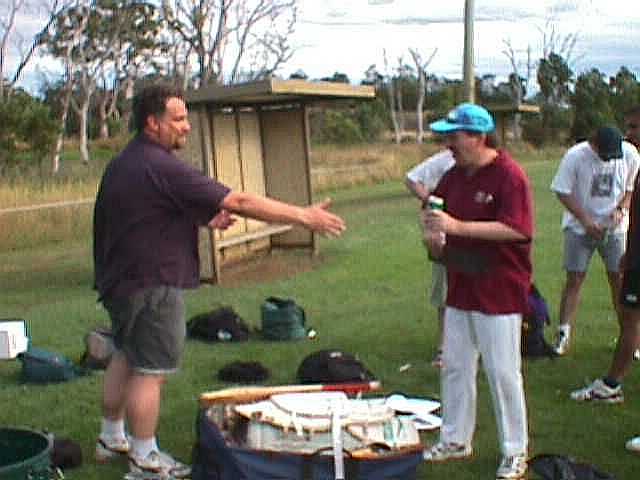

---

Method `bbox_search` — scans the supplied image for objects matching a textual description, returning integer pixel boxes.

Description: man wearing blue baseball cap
[422,103,533,479]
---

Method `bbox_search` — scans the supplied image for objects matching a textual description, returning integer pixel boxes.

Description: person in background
[405,149,455,367]
[93,85,346,479]
[421,103,533,480]
[570,107,640,454]
[624,106,640,150]
[550,126,639,356]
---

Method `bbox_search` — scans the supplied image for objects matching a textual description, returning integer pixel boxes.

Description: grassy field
[1,149,639,479]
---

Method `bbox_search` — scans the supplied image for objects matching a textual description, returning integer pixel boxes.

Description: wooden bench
[215,224,293,249]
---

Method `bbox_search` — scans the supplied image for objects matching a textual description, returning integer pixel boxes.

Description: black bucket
[0,428,52,480]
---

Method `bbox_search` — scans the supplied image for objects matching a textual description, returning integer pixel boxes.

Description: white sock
[558,324,571,337]
[131,436,158,459]
[100,418,126,439]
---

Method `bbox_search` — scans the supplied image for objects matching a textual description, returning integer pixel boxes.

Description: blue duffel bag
[191,408,423,480]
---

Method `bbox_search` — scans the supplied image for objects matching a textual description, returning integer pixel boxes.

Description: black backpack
[522,284,556,358]
[529,454,616,479]
[296,349,376,384]
[187,307,249,342]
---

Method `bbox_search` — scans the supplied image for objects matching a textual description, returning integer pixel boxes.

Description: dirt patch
[208,250,323,287]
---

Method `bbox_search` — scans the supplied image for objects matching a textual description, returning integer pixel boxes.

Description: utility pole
[463,0,475,102]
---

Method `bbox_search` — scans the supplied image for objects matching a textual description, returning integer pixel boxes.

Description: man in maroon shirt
[421,103,533,480]
[93,85,346,478]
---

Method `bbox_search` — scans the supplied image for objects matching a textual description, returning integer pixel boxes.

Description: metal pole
[463,0,475,102]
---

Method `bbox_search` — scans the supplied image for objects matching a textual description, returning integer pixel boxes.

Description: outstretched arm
[220,191,346,237]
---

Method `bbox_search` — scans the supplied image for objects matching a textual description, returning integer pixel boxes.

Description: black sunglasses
[627,123,639,129]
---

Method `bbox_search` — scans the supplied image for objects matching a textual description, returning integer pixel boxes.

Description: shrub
[316,110,364,145]
[0,92,57,175]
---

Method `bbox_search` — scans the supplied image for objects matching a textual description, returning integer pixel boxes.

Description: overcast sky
[283,0,640,84]
[8,0,640,92]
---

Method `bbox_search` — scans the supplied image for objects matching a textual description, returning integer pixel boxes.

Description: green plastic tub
[0,428,52,480]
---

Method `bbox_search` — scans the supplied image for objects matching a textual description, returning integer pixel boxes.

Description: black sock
[603,376,620,389]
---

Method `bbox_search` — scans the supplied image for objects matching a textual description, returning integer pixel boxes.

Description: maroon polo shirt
[434,150,534,314]
[93,135,230,301]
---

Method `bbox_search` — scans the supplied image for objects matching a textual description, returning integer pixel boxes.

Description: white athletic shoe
[423,442,472,462]
[570,378,624,404]
[553,330,570,356]
[95,435,130,463]
[496,453,528,479]
[625,435,640,453]
[128,450,191,479]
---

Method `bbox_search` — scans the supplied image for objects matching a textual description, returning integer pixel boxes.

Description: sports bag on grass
[260,297,307,341]
[79,326,115,370]
[18,347,87,384]
[522,284,556,358]
[192,399,423,480]
[188,307,249,342]
[297,350,376,384]
[529,454,616,480]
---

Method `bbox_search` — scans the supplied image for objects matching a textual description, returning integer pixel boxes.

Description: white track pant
[439,307,528,456]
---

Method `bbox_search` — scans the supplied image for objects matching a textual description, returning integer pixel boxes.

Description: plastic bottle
[427,195,444,212]
[427,195,446,246]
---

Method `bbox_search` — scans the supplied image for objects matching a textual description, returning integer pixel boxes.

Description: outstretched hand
[304,198,346,237]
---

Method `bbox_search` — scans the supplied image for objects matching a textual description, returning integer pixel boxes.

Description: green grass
[1,155,639,479]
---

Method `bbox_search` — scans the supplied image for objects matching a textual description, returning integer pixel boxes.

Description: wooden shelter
[488,104,540,145]
[181,78,375,284]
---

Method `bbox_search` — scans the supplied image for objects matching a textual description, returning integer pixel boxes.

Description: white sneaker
[95,435,130,463]
[496,454,527,479]
[128,450,191,479]
[423,442,472,462]
[570,378,623,404]
[553,330,570,355]
[634,349,640,361]
[625,435,640,453]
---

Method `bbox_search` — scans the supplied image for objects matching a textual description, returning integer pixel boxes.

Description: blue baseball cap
[430,103,496,134]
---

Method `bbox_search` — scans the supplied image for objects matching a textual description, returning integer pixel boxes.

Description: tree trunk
[395,78,405,136]
[415,72,425,144]
[512,84,523,141]
[98,95,109,139]
[79,101,90,164]
[52,81,73,174]
[386,80,401,144]
[120,78,134,133]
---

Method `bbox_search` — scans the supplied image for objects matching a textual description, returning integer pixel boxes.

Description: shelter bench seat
[215,224,293,249]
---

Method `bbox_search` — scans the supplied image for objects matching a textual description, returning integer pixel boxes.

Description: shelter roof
[186,78,375,108]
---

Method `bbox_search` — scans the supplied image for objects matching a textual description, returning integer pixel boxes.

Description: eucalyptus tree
[1,0,30,100]
[1,0,62,100]
[610,67,640,127]
[570,68,615,142]
[94,0,165,138]
[409,47,437,144]
[44,0,161,168]
[161,0,298,87]
[536,52,573,144]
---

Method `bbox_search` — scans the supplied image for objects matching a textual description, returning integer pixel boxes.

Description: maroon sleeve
[495,160,534,240]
